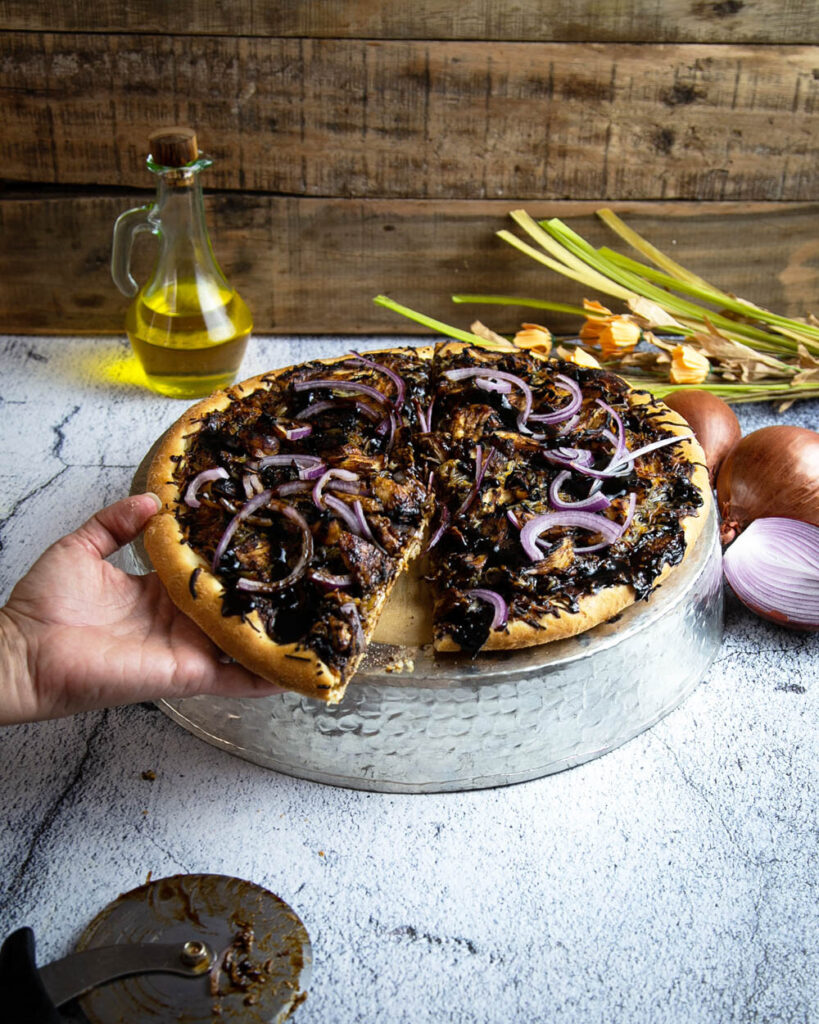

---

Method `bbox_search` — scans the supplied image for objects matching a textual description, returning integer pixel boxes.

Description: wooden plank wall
[1,2,819,335]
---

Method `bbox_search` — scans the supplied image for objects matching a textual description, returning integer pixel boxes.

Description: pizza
[144,343,709,702]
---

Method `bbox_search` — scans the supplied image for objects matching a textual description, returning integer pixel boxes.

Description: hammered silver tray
[127,439,723,791]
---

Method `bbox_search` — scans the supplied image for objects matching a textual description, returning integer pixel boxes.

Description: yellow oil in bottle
[126,278,252,398]
[112,128,254,400]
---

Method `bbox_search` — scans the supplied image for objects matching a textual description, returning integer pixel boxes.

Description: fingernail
[146,492,163,511]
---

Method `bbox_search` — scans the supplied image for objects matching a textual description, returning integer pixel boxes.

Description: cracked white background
[0,334,816,1024]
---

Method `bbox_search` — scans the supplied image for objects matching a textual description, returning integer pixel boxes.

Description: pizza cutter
[0,873,311,1023]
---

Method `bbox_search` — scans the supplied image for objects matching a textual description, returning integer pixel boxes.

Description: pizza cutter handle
[0,927,64,1024]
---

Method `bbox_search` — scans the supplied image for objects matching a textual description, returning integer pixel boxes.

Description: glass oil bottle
[111,127,252,398]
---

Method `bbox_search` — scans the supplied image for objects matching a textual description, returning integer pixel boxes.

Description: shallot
[716,425,819,540]
[664,390,741,485]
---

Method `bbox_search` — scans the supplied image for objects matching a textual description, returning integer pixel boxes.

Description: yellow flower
[669,344,710,384]
[513,323,552,358]
[556,345,601,368]
[579,300,641,358]
[579,300,614,342]
[596,318,641,359]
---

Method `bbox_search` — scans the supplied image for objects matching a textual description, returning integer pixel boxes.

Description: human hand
[0,493,282,724]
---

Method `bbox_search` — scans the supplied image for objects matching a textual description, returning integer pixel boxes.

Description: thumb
[73,492,163,560]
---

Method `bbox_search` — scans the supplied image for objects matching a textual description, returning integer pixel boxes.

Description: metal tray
[128,441,723,792]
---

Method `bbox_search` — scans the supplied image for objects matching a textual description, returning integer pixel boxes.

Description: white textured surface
[0,334,817,1023]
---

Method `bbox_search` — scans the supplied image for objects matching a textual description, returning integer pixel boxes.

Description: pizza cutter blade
[1,873,311,1024]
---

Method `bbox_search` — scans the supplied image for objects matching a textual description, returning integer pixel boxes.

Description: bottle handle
[110,205,157,298]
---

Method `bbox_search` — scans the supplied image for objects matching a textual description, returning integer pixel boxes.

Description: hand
[0,493,281,724]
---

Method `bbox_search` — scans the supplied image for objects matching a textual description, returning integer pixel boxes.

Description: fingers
[72,493,162,560]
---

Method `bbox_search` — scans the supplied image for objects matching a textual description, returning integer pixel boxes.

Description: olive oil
[126,281,252,397]
[112,127,252,399]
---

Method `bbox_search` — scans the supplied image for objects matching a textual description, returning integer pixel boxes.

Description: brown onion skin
[716,425,819,538]
[664,389,741,486]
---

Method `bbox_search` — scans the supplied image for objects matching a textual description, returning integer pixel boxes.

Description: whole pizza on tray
[145,343,710,702]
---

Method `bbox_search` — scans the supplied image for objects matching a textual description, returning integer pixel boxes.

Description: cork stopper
[149,126,199,167]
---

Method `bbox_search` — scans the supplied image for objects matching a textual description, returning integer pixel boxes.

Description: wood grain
[3,194,818,335]
[1,0,817,44]
[2,35,819,200]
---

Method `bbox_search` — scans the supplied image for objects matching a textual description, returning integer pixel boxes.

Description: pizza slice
[424,342,711,654]
[144,347,435,702]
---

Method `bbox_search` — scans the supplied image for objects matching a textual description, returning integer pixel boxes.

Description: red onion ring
[308,568,354,591]
[350,351,406,411]
[574,492,636,552]
[467,588,509,629]
[256,454,326,480]
[444,367,533,422]
[313,468,360,509]
[520,510,622,561]
[184,467,229,508]
[475,376,513,394]
[283,424,312,440]
[216,493,314,591]
[293,377,392,408]
[548,470,611,513]
[353,499,388,553]
[528,374,583,425]
[323,494,362,535]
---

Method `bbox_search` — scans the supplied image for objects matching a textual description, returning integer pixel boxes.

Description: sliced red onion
[476,376,513,394]
[353,499,388,553]
[556,413,581,435]
[295,398,383,424]
[308,568,354,591]
[467,588,509,629]
[613,432,694,468]
[295,400,337,420]
[455,446,498,518]
[528,374,583,425]
[555,447,594,466]
[507,509,522,530]
[723,517,819,630]
[356,401,384,423]
[520,510,622,561]
[595,399,627,461]
[575,492,636,553]
[283,424,312,441]
[350,351,406,411]
[549,470,611,513]
[257,453,325,480]
[184,467,229,508]
[339,601,366,649]
[293,377,392,407]
[272,480,313,497]
[516,415,546,440]
[444,367,533,422]
[216,493,314,590]
[313,468,360,509]
[323,494,362,535]
[242,471,264,499]
[425,505,451,552]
